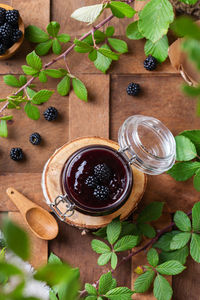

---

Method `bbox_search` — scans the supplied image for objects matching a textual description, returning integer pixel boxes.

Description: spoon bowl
[7,188,59,240]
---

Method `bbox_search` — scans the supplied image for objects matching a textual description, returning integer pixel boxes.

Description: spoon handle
[7,187,37,214]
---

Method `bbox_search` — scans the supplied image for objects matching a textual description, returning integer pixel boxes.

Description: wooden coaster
[42,137,147,229]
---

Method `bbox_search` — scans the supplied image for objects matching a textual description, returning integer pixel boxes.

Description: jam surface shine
[62,146,131,211]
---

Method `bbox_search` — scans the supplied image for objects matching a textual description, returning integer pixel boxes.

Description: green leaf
[88,49,97,62]
[98,48,119,60]
[35,40,53,56]
[85,283,97,296]
[45,69,63,78]
[26,87,36,98]
[174,211,191,232]
[183,85,200,98]
[83,30,106,46]
[105,287,134,299]
[138,0,174,43]
[147,248,159,267]
[22,65,39,76]
[24,102,40,120]
[0,115,13,121]
[57,33,70,43]
[190,233,200,263]
[106,26,115,37]
[171,16,200,40]
[57,75,71,96]
[180,130,200,154]
[26,51,42,71]
[192,202,200,232]
[114,235,139,252]
[138,223,156,238]
[134,270,155,293]
[93,227,107,239]
[47,21,60,37]
[3,75,21,87]
[175,135,197,161]
[138,202,164,223]
[110,278,117,290]
[153,274,173,300]
[120,222,139,237]
[72,77,88,101]
[48,252,62,264]
[156,260,186,275]
[159,246,189,265]
[39,70,48,83]
[126,21,143,40]
[167,161,200,181]
[144,35,169,63]
[170,232,191,250]
[91,239,111,254]
[182,38,200,71]
[0,98,7,102]
[85,296,97,300]
[25,25,49,43]
[71,4,104,24]
[107,217,121,244]
[32,90,54,104]
[179,0,198,3]
[109,1,136,18]
[74,39,93,53]
[0,120,8,137]
[19,75,27,86]
[111,252,118,270]
[49,290,58,300]
[34,263,74,286]
[99,271,113,295]
[52,38,62,54]
[153,230,180,252]
[98,253,112,266]
[3,219,30,260]
[94,44,112,73]
[0,262,23,277]
[108,38,128,54]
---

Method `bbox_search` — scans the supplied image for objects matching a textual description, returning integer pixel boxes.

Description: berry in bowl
[0,4,24,60]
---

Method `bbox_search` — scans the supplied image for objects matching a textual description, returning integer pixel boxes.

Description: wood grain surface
[0,0,199,298]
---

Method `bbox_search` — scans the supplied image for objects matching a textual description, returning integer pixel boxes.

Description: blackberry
[144,55,157,71]
[85,176,98,188]
[0,43,6,55]
[0,8,6,25]
[29,132,41,145]
[126,83,140,96]
[94,163,111,182]
[43,107,58,121]
[10,147,23,161]
[93,185,109,200]
[11,28,22,43]
[0,23,12,43]
[5,9,19,25]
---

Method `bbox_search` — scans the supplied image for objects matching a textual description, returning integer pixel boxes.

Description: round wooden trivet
[42,137,147,229]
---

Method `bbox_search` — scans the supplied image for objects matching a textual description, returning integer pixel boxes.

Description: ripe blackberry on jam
[93,185,109,200]
[85,176,98,188]
[94,163,111,182]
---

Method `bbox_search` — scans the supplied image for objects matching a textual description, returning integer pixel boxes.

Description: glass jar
[46,115,176,220]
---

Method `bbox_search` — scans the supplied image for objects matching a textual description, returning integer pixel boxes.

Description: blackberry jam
[61,145,133,215]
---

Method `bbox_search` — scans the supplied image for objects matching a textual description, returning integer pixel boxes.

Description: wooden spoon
[7,187,59,240]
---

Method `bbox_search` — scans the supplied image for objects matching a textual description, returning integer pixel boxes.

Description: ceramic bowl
[0,3,24,60]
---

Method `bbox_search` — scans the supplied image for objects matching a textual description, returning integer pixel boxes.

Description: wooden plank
[131,213,172,299]
[69,74,110,139]
[11,0,50,29]
[9,212,48,268]
[110,74,200,213]
[0,173,49,211]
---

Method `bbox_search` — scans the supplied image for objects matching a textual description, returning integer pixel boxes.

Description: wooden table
[1,0,200,299]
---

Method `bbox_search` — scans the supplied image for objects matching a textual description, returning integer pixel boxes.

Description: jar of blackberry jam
[43,115,176,221]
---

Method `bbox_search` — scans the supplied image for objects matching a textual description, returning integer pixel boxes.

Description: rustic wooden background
[0,0,200,299]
